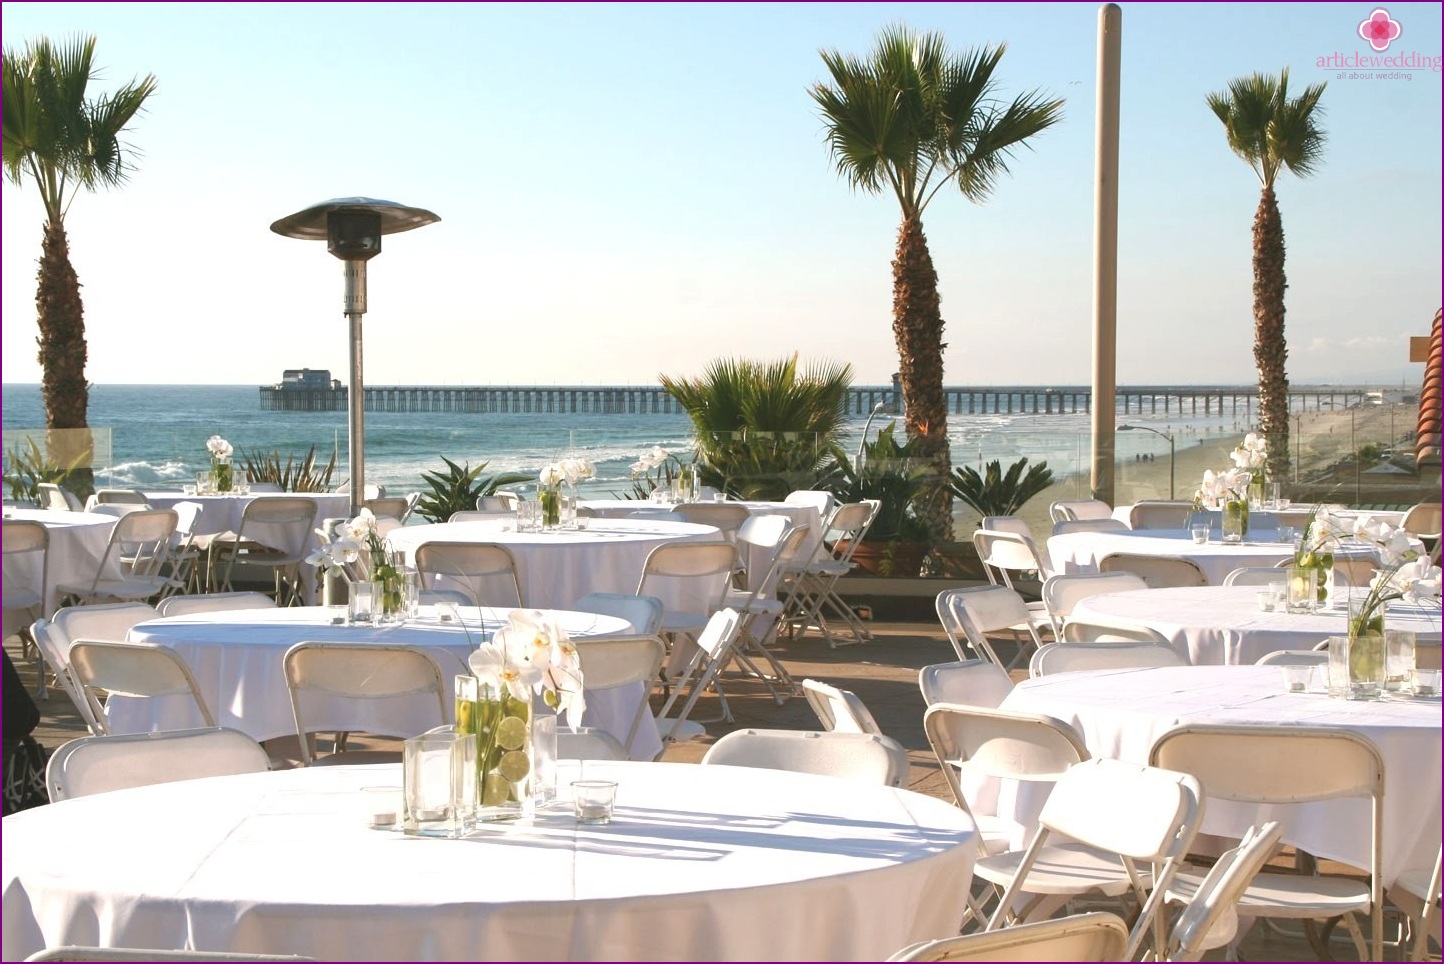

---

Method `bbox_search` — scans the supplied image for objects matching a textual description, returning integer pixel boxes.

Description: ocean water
[1,383,1253,498]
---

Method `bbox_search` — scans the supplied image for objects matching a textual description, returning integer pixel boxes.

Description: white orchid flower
[1393,557,1442,603]
[468,638,542,702]
[206,435,233,458]
[539,464,564,487]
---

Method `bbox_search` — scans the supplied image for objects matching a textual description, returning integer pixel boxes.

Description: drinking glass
[403,726,475,837]
[348,580,376,624]
[1384,630,1416,693]
[1266,482,1283,509]
[1324,636,1350,698]
[1285,567,1317,613]
[1190,524,1210,545]
[571,779,618,825]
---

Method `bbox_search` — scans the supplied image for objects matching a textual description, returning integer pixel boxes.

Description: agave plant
[413,457,531,524]
[240,446,337,493]
[948,456,1054,521]
[818,424,934,543]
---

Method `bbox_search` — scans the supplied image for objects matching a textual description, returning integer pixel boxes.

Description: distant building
[276,369,341,390]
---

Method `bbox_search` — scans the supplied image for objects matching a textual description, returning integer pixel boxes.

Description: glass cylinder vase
[1345,595,1387,700]
[1292,548,1334,606]
[459,681,536,822]
[211,456,234,493]
[1221,498,1249,543]
[539,484,562,530]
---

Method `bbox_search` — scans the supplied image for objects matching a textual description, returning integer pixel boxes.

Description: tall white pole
[1091,3,1122,504]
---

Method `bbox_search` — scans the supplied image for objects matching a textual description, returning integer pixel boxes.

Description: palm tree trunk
[36,220,95,496]
[892,215,952,542]
[1252,187,1291,482]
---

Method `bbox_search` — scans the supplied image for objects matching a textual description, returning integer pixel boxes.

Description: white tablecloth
[1,761,978,962]
[145,491,351,604]
[2,509,117,613]
[1071,586,1444,665]
[1002,665,1441,885]
[117,606,656,759]
[1047,528,1380,586]
[386,518,720,610]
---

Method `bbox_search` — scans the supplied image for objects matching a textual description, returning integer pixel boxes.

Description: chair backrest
[1060,619,1171,644]
[1099,553,1208,588]
[574,634,666,755]
[478,491,520,511]
[971,529,1050,588]
[246,482,286,493]
[233,497,316,554]
[414,541,523,607]
[980,514,1036,539]
[672,502,752,541]
[363,496,411,523]
[1030,640,1188,676]
[45,726,270,802]
[1051,517,1129,536]
[1401,502,1442,540]
[653,607,745,739]
[106,508,180,580]
[817,500,881,561]
[784,489,837,518]
[1148,725,1386,958]
[923,703,1090,817]
[67,639,216,735]
[38,482,81,512]
[336,480,384,500]
[556,727,629,761]
[1050,500,1116,524]
[701,728,910,787]
[282,641,449,764]
[1166,821,1284,961]
[155,591,279,617]
[3,520,49,626]
[448,510,514,524]
[41,604,159,728]
[917,659,1014,708]
[1041,572,1148,632]
[887,910,1129,962]
[1128,500,1199,530]
[1255,648,1328,666]
[636,540,738,617]
[570,592,665,635]
[800,678,883,735]
[1222,566,1289,587]
[87,503,152,520]
[997,757,1205,959]
[93,488,150,506]
[936,585,1042,666]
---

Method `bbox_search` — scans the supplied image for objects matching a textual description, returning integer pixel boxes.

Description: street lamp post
[1119,424,1176,500]
[270,198,440,515]
[855,401,887,467]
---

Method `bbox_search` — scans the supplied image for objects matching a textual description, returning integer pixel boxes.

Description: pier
[260,384,1375,417]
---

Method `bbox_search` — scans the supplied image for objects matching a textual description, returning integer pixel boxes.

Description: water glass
[1285,567,1317,613]
[572,779,618,825]
[516,501,538,532]
[360,786,402,829]
[531,712,558,807]
[1268,581,1287,612]
[1280,664,1313,693]
[1190,524,1210,545]
[1385,630,1416,693]
[1324,636,1351,698]
[403,726,476,838]
[1255,590,1275,613]
[1414,668,1442,697]
[348,580,378,624]
[1266,481,1283,510]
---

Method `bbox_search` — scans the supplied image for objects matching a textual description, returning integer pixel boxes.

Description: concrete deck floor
[7,620,1414,961]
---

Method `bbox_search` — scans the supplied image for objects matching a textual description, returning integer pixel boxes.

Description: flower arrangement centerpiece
[206,435,235,492]
[1229,432,1268,504]
[306,508,406,621]
[460,609,584,819]
[630,445,691,501]
[538,457,594,529]
[1293,502,1351,603]
[1339,517,1440,696]
[1193,467,1253,542]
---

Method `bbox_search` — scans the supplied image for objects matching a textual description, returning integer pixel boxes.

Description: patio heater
[270,198,440,515]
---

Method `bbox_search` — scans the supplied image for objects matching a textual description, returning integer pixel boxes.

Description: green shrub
[240,446,337,493]
[413,457,531,524]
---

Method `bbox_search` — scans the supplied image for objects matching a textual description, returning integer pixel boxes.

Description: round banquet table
[581,497,826,572]
[2,508,117,613]
[1071,585,1444,666]
[116,606,656,759]
[0,761,978,962]
[1047,527,1383,586]
[1001,665,1441,886]
[386,517,720,610]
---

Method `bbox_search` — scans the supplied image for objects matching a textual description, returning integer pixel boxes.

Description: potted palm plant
[820,425,935,576]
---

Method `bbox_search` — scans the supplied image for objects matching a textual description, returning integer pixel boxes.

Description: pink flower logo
[1358,8,1402,52]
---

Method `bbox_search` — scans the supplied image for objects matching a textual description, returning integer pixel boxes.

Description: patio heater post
[270,198,440,516]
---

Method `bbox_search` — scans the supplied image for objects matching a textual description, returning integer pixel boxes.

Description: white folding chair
[209,497,317,604]
[282,641,449,765]
[918,659,1014,708]
[1222,566,1287,587]
[363,496,412,525]
[155,591,279,617]
[1129,501,1200,530]
[636,539,737,645]
[970,529,1054,640]
[723,518,810,702]
[1052,518,1130,536]
[45,726,270,802]
[1061,619,1172,644]
[783,489,837,518]
[779,499,879,647]
[801,678,883,735]
[37,482,82,512]
[571,592,665,635]
[701,728,910,787]
[937,585,1045,671]
[414,541,523,607]
[1100,553,1208,588]
[978,758,1206,961]
[574,634,666,757]
[1149,725,1387,961]
[556,727,629,761]
[888,910,1129,962]
[477,492,520,512]
[1155,822,1285,962]
[3,520,48,666]
[34,601,158,717]
[56,509,181,605]
[1386,845,1442,962]
[90,487,150,506]
[1030,641,1188,676]
[447,510,514,524]
[67,638,216,735]
[672,502,752,543]
[652,607,745,745]
[1050,499,1117,524]
[1400,502,1442,563]
[1041,571,1149,635]
[981,514,1039,540]
[166,499,206,593]
[1254,649,1328,666]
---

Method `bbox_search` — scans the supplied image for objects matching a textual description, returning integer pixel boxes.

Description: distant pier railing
[260,384,1374,417]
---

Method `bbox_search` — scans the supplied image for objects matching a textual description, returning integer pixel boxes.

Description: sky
[2,1,1440,390]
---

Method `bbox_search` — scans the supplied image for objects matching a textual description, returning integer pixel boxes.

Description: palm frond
[1207,68,1326,188]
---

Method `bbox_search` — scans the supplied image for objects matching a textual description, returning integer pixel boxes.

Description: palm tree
[811,26,1062,540]
[1207,68,1326,483]
[660,354,852,501]
[3,35,157,492]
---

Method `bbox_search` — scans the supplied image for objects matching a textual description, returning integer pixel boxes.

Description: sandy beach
[954,401,1425,538]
